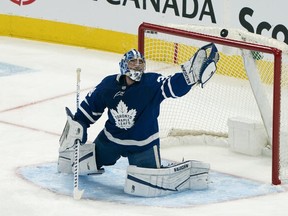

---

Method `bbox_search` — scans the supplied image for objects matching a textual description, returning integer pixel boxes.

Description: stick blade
[73,188,84,200]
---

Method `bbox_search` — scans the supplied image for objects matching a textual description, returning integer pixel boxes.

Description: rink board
[17,158,285,208]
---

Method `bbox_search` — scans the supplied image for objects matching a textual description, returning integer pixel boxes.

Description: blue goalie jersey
[74,72,193,151]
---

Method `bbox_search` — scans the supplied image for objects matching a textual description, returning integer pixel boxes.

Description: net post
[138,23,146,55]
[272,49,282,185]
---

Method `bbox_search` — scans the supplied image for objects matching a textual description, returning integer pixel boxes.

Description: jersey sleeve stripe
[167,76,178,98]
[92,112,103,117]
[79,106,96,123]
[161,79,168,99]
[161,76,179,99]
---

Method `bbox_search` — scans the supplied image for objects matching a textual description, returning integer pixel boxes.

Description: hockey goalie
[58,43,219,197]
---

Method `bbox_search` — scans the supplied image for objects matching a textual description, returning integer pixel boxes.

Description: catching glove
[181,43,219,87]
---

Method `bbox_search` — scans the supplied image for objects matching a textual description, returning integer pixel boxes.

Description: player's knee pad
[124,160,210,197]
[58,143,102,175]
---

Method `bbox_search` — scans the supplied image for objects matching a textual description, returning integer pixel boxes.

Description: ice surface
[17,158,284,208]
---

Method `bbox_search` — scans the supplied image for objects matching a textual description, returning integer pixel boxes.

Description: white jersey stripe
[79,106,96,123]
[104,128,159,146]
[92,112,102,117]
[167,77,178,98]
[153,145,161,168]
[161,79,168,99]
[83,99,102,118]
[161,77,179,99]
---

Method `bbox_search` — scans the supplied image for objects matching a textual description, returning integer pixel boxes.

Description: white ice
[0,36,287,216]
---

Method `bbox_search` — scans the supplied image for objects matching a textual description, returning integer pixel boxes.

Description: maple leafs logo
[111,100,136,130]
[10,0,36,6]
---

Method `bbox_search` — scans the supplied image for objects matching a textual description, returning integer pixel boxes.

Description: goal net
[138,22,288,185]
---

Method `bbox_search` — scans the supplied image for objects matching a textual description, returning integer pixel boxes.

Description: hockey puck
[220,29,228,38]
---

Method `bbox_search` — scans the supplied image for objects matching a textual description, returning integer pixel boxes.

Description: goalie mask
[119,49,146,82]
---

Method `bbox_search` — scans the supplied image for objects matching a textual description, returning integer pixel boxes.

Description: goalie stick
[73,68,84,200]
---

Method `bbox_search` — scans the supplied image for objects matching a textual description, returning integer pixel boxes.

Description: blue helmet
[119,49,146,82]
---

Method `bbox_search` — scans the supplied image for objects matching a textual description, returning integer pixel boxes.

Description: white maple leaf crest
[110,100,137,130]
